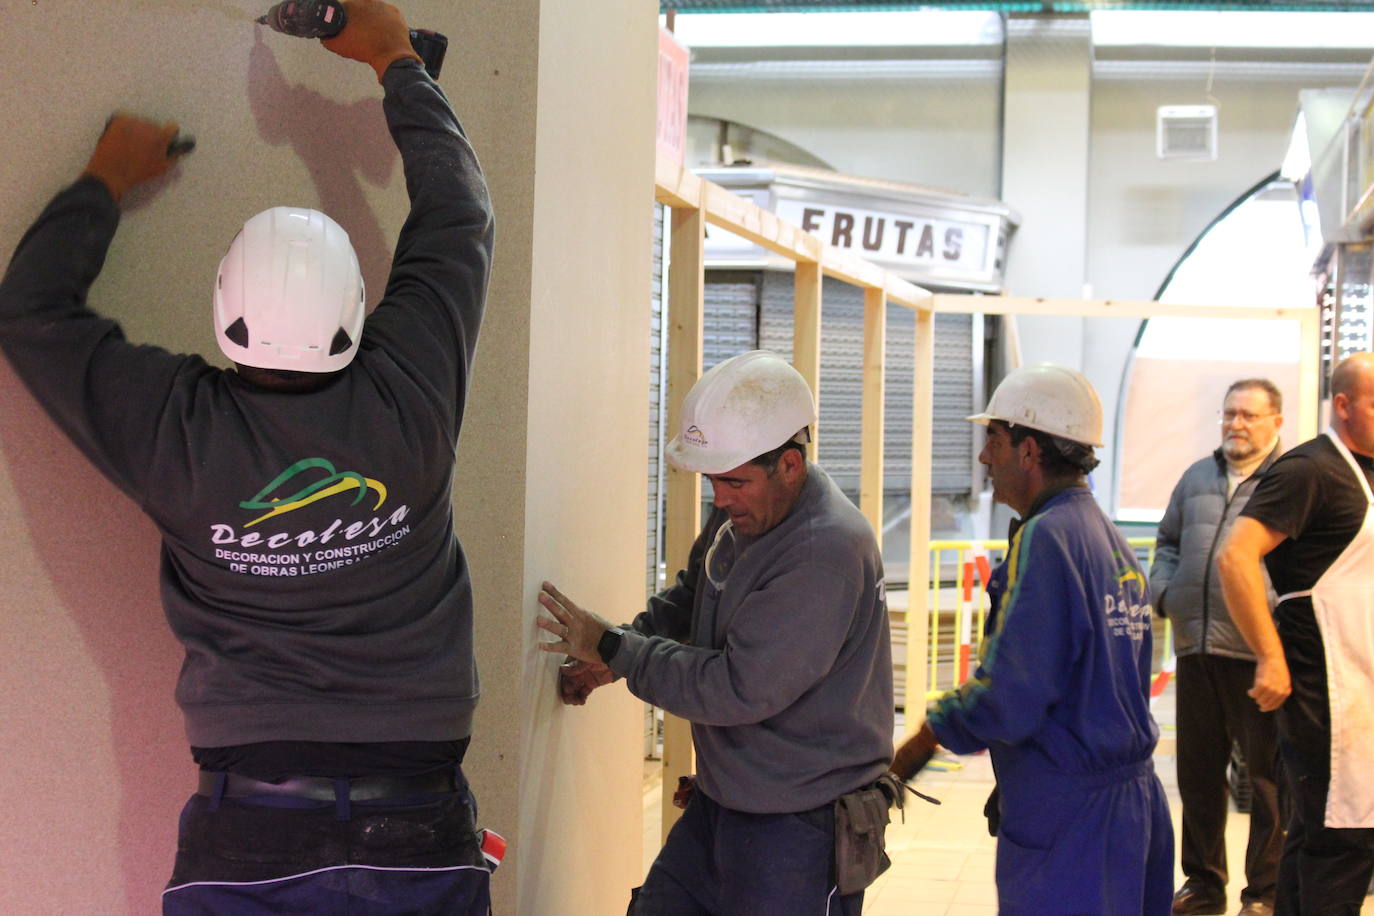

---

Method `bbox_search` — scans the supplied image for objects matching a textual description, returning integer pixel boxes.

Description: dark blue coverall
[928,487,1173,915]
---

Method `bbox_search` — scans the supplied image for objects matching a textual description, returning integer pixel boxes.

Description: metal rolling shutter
[647,205,665,596]
[930,312,977,495]
[703,271,762,362]
[753,272,975,497]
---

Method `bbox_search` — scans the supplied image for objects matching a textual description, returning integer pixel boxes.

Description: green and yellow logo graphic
[1113,550,1145,591]
[240,458,388,528]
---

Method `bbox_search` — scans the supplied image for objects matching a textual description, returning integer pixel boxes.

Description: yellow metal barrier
[921,537,1171,702]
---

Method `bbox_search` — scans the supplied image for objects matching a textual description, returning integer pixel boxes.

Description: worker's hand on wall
[323,0,422,82]
[558,659,615,706]
[536,581,614,666]
[83,113,186,204]
[1248,653,1292,713]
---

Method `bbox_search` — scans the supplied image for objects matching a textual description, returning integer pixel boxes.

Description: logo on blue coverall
[1105,551,1150,640]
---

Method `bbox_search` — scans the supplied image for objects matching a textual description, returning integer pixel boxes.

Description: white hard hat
[214,207,366,373]
[967,364,1104,448]
[665,350,818,474]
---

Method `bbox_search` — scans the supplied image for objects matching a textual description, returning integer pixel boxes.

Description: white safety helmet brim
[665,350,818,474]
[214,207,366,373]
[967,363,1105,448]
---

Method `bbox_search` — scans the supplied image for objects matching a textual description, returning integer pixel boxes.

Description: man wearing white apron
[1218,352,1374,916]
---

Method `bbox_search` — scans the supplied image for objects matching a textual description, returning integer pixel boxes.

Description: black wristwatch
[597,626,627,664]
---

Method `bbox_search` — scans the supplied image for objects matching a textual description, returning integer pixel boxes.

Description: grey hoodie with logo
[606,464,894,814]
[0,61,493,748]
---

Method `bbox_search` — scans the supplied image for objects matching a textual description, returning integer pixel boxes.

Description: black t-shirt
[1241,434,1373,610]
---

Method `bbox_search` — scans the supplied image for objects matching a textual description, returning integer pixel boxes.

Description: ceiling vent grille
[1157,105,1218,162]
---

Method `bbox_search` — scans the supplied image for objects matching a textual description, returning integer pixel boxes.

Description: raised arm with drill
[0,1,497,911]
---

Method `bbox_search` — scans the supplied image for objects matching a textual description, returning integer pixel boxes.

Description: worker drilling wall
[0,2,655,913]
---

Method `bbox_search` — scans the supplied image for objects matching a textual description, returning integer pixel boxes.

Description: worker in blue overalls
[896,364,1173,915]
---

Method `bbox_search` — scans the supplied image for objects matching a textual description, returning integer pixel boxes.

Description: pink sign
[657,28,689,164]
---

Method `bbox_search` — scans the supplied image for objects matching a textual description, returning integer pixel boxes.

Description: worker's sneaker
[1171,883,1226,916]
[1236,902,1273,916]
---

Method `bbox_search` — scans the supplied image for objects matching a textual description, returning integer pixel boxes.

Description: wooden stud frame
[653,154,1320,842]
[660,203,705,838]
[794,262,823,461]
[860,287,887,540]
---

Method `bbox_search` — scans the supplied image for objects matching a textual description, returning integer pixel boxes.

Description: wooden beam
[822,250,888,290]
[661,202,705,841]
[929,293,1311,323]
[861,287,886,543]
[794,261,823,461]
[702,181,823,265]
[905,308,935,729]
[655,155,702,211]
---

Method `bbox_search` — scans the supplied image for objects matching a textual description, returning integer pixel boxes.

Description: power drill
[257,0,448,79]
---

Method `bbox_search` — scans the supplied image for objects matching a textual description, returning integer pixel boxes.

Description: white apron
[1276,430,1374,828]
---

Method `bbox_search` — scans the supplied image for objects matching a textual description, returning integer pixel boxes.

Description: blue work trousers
[632,789,862,916]
[162,777,491,915]
[994,758,1173,915]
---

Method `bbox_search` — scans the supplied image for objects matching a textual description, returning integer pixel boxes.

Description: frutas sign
[783,201,984,271]
[697,166,1016,292]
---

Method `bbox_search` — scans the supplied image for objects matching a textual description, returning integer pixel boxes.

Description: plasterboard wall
[499,0,657,911]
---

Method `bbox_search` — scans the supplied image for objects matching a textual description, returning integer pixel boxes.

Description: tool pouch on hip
[832,780,894,895]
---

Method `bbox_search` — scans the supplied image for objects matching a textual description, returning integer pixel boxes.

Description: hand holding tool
[167,135,197,157]
[85,114,193,203]
[257,0,448,78]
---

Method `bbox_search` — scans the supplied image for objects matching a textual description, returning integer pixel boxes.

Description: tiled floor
[861,751,1000,916]
[643,686,1374,914]
[863,705,1374,915]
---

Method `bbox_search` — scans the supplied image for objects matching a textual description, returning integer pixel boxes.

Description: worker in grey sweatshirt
[538,350,894,915]
[0,2,495,911]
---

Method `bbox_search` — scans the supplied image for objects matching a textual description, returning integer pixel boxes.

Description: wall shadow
[0,358,184,914]
[247,33,400,306]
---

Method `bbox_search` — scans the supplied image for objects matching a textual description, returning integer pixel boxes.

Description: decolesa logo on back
[209,457,410,558]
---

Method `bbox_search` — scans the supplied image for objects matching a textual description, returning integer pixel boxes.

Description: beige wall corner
[454,1,658,914]
[441,3,540,914]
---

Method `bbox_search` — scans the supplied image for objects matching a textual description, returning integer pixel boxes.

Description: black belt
[198,768,460,802]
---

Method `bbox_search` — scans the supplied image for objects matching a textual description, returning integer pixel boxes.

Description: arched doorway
[1115,173,1318,519]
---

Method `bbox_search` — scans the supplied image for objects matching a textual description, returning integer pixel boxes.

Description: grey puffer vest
[1148,444,1279,659]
